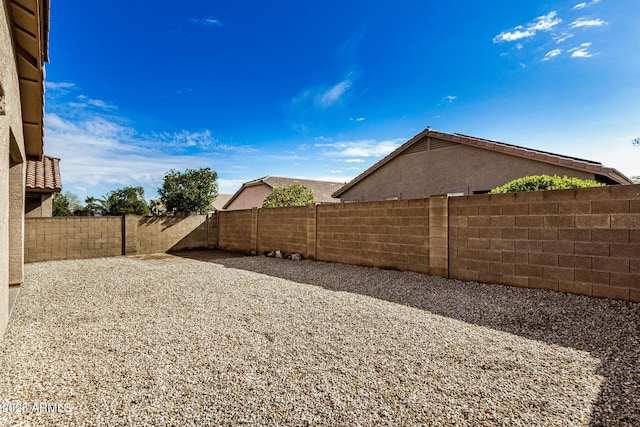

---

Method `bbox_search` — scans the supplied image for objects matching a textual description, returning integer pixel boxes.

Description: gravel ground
[0,253,638,426]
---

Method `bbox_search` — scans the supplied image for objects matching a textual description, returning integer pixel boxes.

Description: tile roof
[223,176,346,209]
[333,128,633,197]
[25,155,61,193]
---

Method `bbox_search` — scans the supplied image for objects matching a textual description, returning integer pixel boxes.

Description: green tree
[104,186,150,216]
[158,168,218,215]
[53,191,81,216]
[148,199,167,216]
[262,184,315,208]
[632,137,639,146]
[489,175,605,194]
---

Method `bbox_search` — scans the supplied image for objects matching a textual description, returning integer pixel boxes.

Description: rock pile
[264,250,303,261]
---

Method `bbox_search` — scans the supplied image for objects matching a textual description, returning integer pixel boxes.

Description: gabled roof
[333,128,633,197]
[25,155,61,193]
[223,176,345,209]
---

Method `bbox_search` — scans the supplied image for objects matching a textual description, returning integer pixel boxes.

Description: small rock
[275,250,283,259]
[291,253,302,261]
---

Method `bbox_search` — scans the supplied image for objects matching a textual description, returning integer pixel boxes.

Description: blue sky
[44,0,640,201]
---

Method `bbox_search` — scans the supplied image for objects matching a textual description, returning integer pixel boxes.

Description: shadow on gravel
[174,250,640,426]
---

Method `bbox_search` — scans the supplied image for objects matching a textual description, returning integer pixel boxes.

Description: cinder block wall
[135,215,212,254]
[218,209,254,253]
[25,214,217,262]
[24,217,123,262]
[316,199,430,273]
[449,185,640,302]
[258,206,309,256]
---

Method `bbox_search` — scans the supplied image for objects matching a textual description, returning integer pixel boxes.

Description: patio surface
[0,252,638,426]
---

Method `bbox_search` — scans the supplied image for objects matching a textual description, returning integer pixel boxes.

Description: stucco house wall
[1,0,28,337]
[224,184,272,211]
[339,143,599,202]
[25,193,52,217]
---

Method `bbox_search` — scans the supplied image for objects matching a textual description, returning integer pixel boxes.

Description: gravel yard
[1,252,638,426]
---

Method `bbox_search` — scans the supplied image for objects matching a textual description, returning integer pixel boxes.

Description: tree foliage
[53,192,71,216]
[148,199,167,216]
[53,191,81,216]
[105,186,150,216]
[158,167,218,214]
[489,175,605,194]
[632,137,639,146]
[262,184,315,208]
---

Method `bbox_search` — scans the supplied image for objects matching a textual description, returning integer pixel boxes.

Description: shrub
[489,175,605,194]
[262,184,315,208]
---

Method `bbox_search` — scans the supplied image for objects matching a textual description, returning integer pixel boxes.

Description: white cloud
[555,33,574,43]
[218,179,245,194]
[444,95,458,103]
[86,98,117,110]
[542,49,563,61]
[494,11,562,43]
[569,18,606,28]
[349,117,365,122]
[569,42,594,58]
[573,0,600,10]
[46,81,75,90]
[44,111,252,200]
[317,138,404,158]
[343,158,365,163]
[191,18,223,27]
[571,48,593,58]
[316,79,353,107]
[291,74,358,110]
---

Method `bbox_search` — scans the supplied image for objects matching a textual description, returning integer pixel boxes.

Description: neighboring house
[223,176,345,210]
[25,155,61,217]
[1,0,49,337]
[211,194,232,212]
[333,128,633,202]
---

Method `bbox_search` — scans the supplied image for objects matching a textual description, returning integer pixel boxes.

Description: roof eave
[11,0,50,159]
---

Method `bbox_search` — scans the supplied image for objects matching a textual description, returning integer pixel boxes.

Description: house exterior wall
[25,193,52,217]
[225,184,272,210]
[1,0,28,337]
[338,143,597,202]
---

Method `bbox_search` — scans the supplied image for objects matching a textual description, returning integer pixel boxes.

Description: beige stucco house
[1,0,49,337]
[25,154,61,217]
[223,176,345,210]
[333,128,632,202]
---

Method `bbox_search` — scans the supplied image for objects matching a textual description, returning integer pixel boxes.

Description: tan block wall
[257,206,308,256]
[218,209,255,253]
[24,217,123,263]
[316,199,429,273]
[136,214,213,254]
[449,184,640,302]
